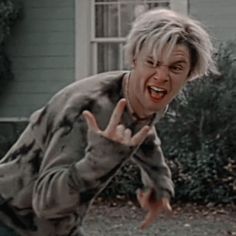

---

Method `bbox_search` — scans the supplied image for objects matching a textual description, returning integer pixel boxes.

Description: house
[0,0,236,121]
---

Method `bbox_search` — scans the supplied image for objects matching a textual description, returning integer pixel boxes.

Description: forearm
[33,130,132,219]
[132,130,174,200]
[134,152,174,200]
[74,130,132,188]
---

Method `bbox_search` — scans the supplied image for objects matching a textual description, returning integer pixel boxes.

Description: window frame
[75,0,188,80]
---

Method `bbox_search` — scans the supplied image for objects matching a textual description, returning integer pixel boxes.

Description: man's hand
[83,98,150,147]
[137,188,172,230]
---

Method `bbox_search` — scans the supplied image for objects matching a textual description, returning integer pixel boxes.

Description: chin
[146,104,163,114]
[149,99,167,110]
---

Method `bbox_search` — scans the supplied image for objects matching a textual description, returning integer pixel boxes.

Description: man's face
[130,44,191,116]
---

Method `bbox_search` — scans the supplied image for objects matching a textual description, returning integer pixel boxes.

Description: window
[75,0,188,79]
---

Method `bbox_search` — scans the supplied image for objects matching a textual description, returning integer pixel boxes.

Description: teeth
[150,86,166,92]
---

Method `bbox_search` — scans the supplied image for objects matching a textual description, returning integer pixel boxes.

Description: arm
[32,126,131,219]
[131,126,174,228]
[32,99,150,219]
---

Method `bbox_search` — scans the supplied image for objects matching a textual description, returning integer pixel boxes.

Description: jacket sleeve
[131,127,174,201]
[31,111,132,219]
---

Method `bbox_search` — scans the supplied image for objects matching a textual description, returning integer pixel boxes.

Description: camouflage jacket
[0,71,174,236]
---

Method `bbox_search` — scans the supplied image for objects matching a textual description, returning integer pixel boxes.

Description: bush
[102,160,142,201]
[0,0,22,83]
[0,121,27,158]
[102,41,236,205]
[158,40,236,204]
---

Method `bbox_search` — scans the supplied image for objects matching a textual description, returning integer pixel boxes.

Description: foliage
[102,40,236,204]
[0,121,27,157]
[0,0,22,82]
[102,160,142,200]
[158,40,236,204]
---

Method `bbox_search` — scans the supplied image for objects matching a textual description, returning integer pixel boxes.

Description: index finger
[82,110,100,132]
[105,98,127,133]
[140,198,172,230]
[140,208,161,230]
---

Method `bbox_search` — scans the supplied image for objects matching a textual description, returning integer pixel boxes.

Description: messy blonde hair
[124,8,218,80]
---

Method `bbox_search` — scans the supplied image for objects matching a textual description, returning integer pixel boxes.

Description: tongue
[149,90,164,100]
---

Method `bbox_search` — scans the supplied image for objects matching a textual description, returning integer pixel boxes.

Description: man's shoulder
[75,70,127,87]
[59,70,127,101]
[35,71,126,119]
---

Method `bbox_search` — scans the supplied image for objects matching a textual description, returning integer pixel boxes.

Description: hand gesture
[82,98,150,147]
[137,188,172,230]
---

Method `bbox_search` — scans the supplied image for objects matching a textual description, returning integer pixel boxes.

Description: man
[0,8,216,236]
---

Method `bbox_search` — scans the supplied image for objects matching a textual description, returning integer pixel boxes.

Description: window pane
[147,2,170,9]
[120,2,170,37]
[93,0,171,73]
[97,43,120,72]
[120,4,136,37]
[95,4,119,37]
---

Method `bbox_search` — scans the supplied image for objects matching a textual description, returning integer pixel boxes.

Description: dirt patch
[84,201,236,236]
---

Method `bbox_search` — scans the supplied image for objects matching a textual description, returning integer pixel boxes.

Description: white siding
[1,0,75,118]
[189,0,236,44]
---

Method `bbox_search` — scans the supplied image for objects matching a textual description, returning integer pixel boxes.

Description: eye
[170,64,184,73]
[144,58,155,67]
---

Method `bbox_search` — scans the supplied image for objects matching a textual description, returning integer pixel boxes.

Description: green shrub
[101,160,142,201]
[0,0,22,83]
[158,40,236,204]
[0,121,27,158]
[102,41,236,204]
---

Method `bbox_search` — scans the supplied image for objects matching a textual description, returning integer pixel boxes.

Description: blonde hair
[124,8,218,80]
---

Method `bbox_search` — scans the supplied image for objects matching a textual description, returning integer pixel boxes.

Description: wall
[189,0,236,44]
[0,0,75,118]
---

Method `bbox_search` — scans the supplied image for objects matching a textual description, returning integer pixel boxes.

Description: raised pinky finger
[131,125,151,146]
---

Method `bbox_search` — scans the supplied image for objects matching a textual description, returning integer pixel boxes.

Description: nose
[153,65,169,82]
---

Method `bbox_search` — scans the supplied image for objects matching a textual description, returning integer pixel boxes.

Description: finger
[114,124,125,142]
[137,189,150,209]
[82,110,100,132]
[163,198,172,212]
[116,124,125,136]
[140,207,161,230]
[105,99,127,133]
[123,129,132,144]
[140,198,172,230]
[131,125,151,146]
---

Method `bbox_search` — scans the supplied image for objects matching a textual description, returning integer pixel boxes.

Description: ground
[84,200,236,236]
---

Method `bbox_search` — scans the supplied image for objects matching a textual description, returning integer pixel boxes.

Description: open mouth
[148,85,167,101]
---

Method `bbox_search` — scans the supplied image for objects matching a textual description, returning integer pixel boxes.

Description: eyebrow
[171,60,188,64]
[145,56,189,66]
